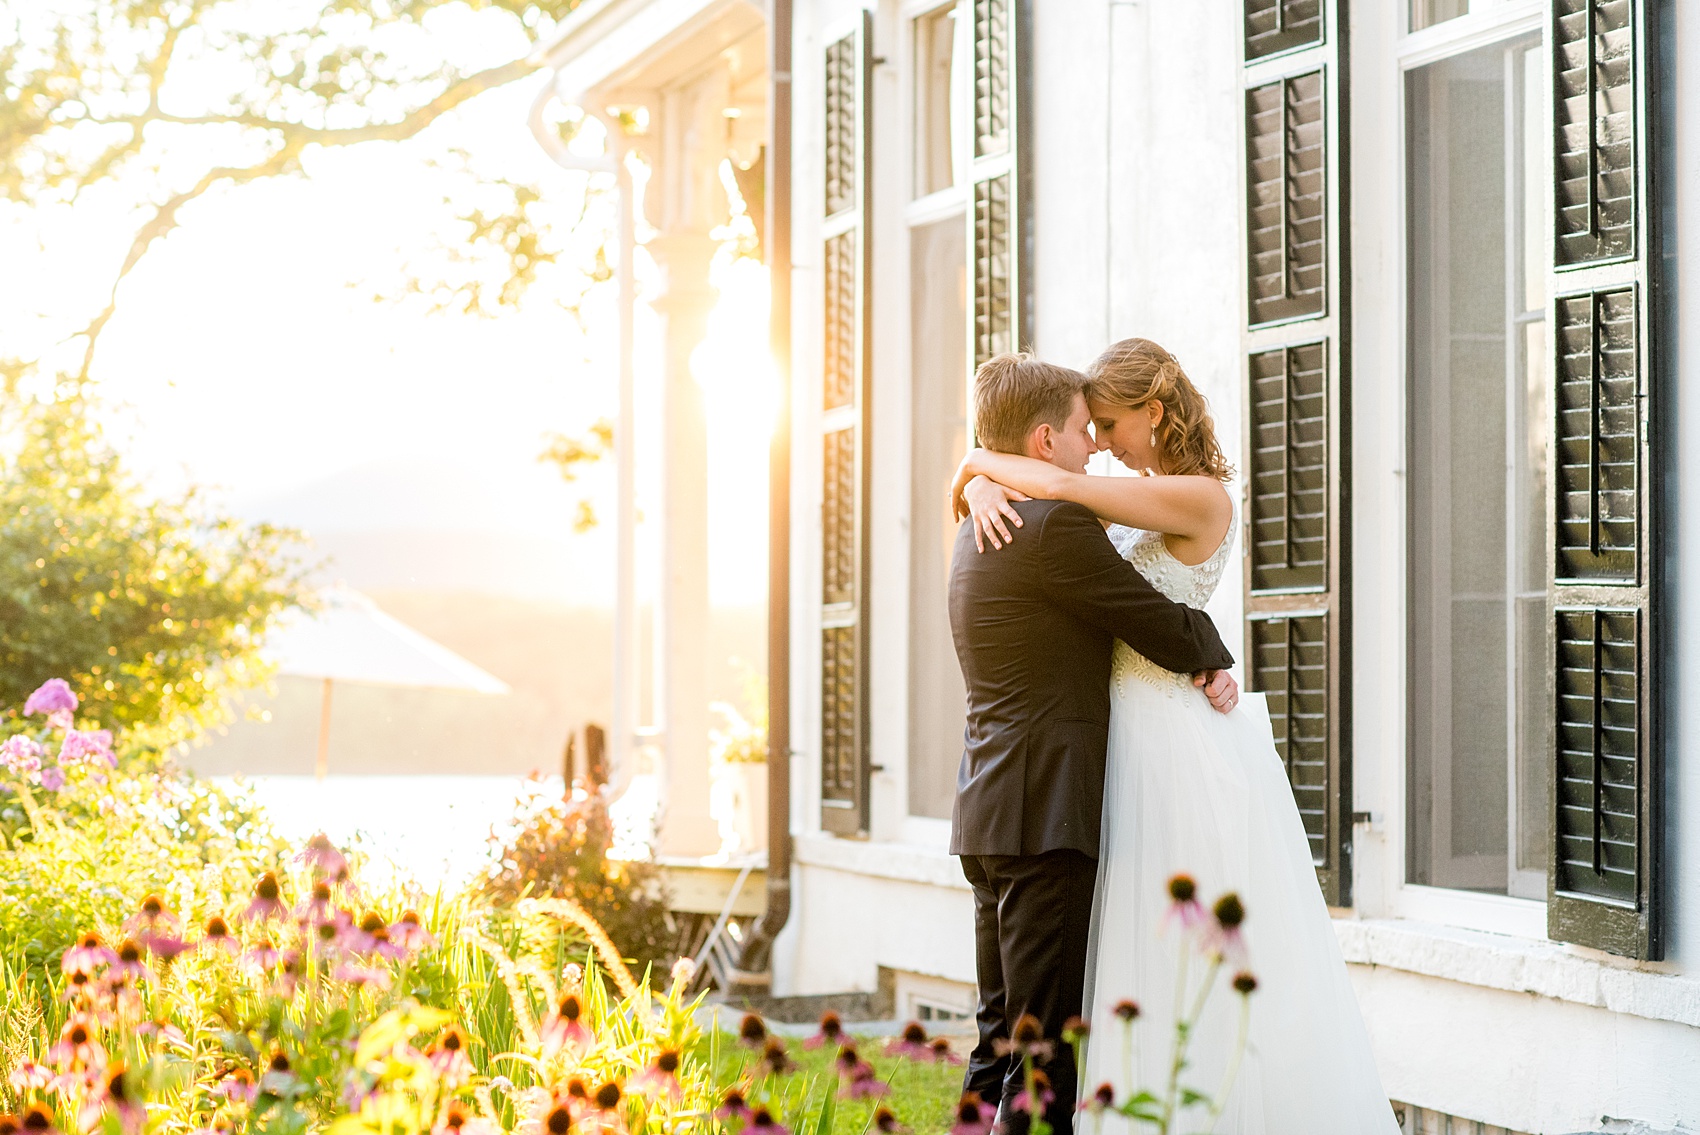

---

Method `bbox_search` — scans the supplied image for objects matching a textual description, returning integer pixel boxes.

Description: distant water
[214,774,662,892]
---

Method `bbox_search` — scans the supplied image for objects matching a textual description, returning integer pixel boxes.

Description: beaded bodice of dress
[1108,508,1236,692]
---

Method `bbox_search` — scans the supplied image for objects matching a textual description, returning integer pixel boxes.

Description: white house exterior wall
[776,0,1700,1128]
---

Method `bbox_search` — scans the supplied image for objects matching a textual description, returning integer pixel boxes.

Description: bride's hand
[961,475,1030,552]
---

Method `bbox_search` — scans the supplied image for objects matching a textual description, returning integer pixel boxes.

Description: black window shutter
[819,13,872,836]
[1240,3,1351,906]
[967,0,1031,373]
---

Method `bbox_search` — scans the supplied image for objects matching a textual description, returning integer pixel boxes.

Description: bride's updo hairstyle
[1084,338,1234,483]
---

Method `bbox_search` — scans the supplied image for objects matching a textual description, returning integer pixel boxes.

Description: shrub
[481,782,674,980]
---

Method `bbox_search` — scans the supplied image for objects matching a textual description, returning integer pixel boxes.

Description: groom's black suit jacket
[947,498,1234,858]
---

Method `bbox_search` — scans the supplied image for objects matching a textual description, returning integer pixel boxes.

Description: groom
[949,353,1237,1135]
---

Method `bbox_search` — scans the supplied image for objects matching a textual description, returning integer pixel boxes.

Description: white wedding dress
[1082,513,1399,1134]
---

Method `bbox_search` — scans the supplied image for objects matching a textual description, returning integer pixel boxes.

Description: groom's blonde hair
[972,352,1087,455]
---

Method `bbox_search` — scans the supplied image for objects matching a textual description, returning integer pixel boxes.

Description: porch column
[646,71,729,857]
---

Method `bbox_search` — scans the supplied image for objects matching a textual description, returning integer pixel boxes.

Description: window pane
[1408,43,1513,892]
[913,5,964,199]
[908,215,969,818]
[1410,0,1469,33]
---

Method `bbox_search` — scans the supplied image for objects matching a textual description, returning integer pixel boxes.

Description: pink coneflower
[993,1014,1053,1062]
[950,1095,994,1135]
[108,939,150,983]
[295,881,336,926]
[426,1026,473,1086]
[578,1083,626,1135]
[1011,1069,1054,1117]
[0,735,43,776]
[200,916,238,955]
[1062,1017,1089,1045]
[136,1018,190,1052]
[628,1049,682,1099]
[835,1046,887,1099]
[24,679,77,717]
[927,1037,963,1065]
[1203,893,1247,962]
[0,1112,19,1135]
[241,938,281,973]
[757,1037,795,1077]
[332,961,391,990]
[80,1063,143,1135]
[433,1101,498,1135]
[540,993,592,1058]
[885,1021,931,1059]
[737,1013,768,1050]
[715,1089,753,1124]
[18,1104,60,1135]
[46,1015,106,1073]
[214,1067,257,1104]
[1078,1083,1116,1116]
[389,909,433,952]
[123,894,181,937]
[803,1010,844,1050]
[8,1061,51,1091]
[1232,971,1258,996]
[58,729,115,769]
[138,931,195,962]
[536,1097,574,1135]
[1162,874,1207,937]
[872,1108,909,1135]
[241,873,288,923]
[260,1050,296,1095]
[747,1109,789,1135]
[62,931,115,976]
[1112,1000,1140,1023]
[296,833,349,879]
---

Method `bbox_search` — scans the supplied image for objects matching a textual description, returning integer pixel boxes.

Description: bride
[953,338,1398,1133]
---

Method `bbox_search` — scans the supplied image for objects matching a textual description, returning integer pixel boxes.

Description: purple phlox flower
[241,873,288,923]
[426,1027,474,1086]
[59,729,115,769]
[992,1015,1053,1062]
[950,1093,994,1135]
[36,766,65,792]
[389,909,434,952]
[1011,1069,1055,1117]
[215,1067,257,1104]
[1,734,44,776]
[332,960,392,990]
[628,1049,682,1099]
[46,1015,106,1074]
[872,1108,909,1135]
[295,833,349,880]
[19,1104,62,1135]
[884,1021,932,1059]
[1078,1083,1117,1115]
[80,1063,144,1135]
[8,1060,52,1091]
[136,1017,190,1052]
[1162,873,1208,937]
[259,1050,296,1095]
[123,893,182,937]
[47,709,73,731]
[714,1089,753,1124]
[1202,893,1247,962]
[24,679,77,717]
[433,1101,499,1135]
[109,939,152,984]
[62,931,117,976]
[540,994,592,1059]
[747,1109,790,1135]
[803,1010,844,1050]
[200,915,239,955]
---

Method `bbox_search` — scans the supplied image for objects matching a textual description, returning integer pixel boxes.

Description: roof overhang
[534,0,766,104]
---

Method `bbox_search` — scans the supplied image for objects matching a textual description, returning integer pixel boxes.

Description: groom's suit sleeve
[1034,501,1235,674]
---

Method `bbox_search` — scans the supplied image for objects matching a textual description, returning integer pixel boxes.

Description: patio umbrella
[264,587,512,780]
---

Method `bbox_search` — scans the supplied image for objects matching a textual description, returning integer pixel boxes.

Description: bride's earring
[1149,428,1158,448]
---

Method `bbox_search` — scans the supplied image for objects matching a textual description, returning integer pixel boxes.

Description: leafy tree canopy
[1,0,594,383]
[0,396,315,751]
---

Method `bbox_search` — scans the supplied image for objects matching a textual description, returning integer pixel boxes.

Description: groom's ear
[1027,423,1054,462]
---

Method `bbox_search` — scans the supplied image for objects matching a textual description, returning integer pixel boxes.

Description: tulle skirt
[1082,668,1400,1134]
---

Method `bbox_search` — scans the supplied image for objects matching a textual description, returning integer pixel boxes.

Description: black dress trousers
[959,849,1099,1135]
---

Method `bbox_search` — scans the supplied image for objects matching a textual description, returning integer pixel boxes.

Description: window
[912,4,965,199]
[1406,36,1549,899]
[1409,0,1469,33]
[906,215,968,820]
